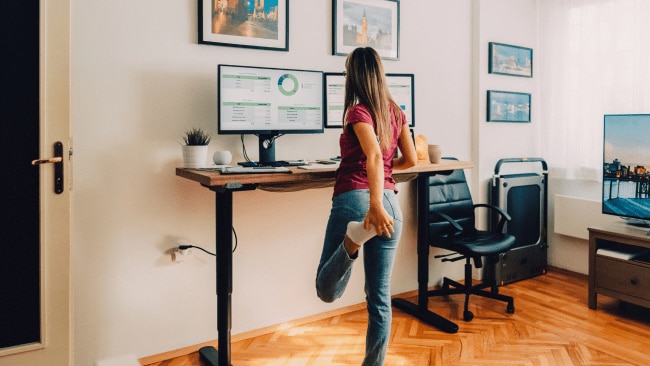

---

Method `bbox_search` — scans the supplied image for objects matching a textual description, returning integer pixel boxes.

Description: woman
[315,47,418,365]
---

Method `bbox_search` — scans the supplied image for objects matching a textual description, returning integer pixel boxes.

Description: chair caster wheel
[507,303,515,313]
[463,310,474,321]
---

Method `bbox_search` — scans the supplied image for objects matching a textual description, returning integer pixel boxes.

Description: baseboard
[546,265,588,281]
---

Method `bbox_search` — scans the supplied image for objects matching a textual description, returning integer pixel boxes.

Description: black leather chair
[392,160,516,333]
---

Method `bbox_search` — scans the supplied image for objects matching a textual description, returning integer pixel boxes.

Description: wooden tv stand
[588,223,650,310]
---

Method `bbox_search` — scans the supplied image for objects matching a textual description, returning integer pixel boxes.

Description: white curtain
[539,0,650,180]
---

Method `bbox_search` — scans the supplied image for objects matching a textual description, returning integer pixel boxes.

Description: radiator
[553,195,617,240]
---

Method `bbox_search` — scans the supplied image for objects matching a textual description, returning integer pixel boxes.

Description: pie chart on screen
[278,73,299,96]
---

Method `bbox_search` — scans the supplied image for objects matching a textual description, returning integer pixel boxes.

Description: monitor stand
[236,133,307,167]
[238,134,277,167]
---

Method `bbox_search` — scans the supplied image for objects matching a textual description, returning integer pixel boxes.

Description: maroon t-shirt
[333,104,406,197]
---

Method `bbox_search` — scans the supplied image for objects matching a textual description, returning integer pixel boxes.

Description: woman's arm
[351,122,394,238]
[393,123,417,170]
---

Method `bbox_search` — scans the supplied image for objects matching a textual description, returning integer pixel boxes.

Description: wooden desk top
[176,159,473,191]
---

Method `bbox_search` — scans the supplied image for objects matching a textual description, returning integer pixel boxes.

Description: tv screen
[218,64,324,135]
[602,114,650,222]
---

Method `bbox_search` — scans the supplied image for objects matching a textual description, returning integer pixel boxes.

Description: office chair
[392,160,515,332]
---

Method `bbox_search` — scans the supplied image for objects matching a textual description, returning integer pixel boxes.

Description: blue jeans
[315,189,403,366]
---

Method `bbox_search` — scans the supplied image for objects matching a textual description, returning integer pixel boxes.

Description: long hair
[342,47,402,151]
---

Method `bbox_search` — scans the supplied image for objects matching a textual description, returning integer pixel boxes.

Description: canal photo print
[199,0,288,51]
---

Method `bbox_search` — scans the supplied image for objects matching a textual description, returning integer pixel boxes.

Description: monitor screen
[218,64,324,135]
[602,114,650,223]
[324,73,415,128]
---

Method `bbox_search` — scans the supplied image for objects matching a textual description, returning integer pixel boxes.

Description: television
[323,73,415,128]
[602,114,650,224]
[218,64,324,165]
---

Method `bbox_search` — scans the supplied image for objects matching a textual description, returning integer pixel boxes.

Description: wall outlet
[172,247,192,263]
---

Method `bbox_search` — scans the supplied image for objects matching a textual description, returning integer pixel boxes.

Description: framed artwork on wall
[332,0,400,60]
[198,0,289,51]
[487,90,531,123]
[488,42,533,77]
[324,72,414,128]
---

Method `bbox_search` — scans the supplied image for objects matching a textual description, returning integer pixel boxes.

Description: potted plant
[181,127,211,168]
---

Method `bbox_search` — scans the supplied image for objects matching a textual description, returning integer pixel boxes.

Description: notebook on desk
[220,166,292,174]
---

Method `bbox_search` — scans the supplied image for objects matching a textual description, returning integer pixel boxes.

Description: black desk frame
[390,172,459,334]
[199,183,255,366]
[177,162,473,365]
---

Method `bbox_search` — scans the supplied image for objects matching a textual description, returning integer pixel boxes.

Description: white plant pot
[182,145,208,168]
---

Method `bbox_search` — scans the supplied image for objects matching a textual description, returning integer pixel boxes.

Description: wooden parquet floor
[144,270,650,365]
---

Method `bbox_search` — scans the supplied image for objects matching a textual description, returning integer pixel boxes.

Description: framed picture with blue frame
[488,42,533,77]
[487,90,531,123]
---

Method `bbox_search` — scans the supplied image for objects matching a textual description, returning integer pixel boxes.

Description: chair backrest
[417,166,475,245]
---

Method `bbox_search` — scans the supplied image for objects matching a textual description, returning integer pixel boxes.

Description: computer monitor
[218,64,324,165]
[323,72,415,128]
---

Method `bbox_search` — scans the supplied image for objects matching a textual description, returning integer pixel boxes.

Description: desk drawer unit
[595,256,650,305]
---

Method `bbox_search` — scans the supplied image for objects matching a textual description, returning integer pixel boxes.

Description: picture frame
[324,72,414,128]
[332,0,400,60]
[488,42,533,77]
[198,0,289,51]
[487,90,531,123]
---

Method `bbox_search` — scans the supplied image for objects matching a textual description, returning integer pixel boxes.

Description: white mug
[428,145,441,164]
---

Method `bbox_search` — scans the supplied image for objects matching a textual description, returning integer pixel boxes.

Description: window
[539,0,650,180]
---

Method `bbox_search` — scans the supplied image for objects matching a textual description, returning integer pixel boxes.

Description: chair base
[391,298,459,333]
[428,275,515,322]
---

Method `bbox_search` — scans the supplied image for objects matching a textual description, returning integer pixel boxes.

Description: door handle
[32,141,64,194]
[31,157,62,165]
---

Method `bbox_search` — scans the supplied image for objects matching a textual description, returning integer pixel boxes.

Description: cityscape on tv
[602,114,650,221]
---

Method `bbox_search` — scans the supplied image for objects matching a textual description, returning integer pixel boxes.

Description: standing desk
[175,159,473,365]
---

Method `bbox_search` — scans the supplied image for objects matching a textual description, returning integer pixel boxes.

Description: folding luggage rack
[485,158,549,285]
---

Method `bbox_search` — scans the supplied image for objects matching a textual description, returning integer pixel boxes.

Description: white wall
[71,0,540,364]
[473,0,542,206]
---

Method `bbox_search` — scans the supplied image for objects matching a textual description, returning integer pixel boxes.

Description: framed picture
[198,0,289,51]
[333,0,400,60]
[487,90,531,123]
[324,72,414,128]
[488,42,533,77]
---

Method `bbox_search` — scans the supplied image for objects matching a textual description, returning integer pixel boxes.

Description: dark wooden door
[0,0,41,348]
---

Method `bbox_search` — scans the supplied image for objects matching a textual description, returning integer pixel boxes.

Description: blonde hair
[342,47,402,151]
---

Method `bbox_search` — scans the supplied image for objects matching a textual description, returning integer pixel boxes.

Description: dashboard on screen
[218,64,324,135]
[324,73,415,128]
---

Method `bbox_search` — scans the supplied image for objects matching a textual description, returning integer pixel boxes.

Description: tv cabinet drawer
[595,256,650,301]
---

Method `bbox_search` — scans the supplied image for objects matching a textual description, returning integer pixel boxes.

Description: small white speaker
[213,150,233,165]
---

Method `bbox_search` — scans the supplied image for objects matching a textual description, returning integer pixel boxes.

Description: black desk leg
[198,187,234,366]
[391,215,459,334]
[201,184,256,366]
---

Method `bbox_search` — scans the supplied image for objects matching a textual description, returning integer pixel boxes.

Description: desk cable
[178,227,239,255]
[240,133,283,164]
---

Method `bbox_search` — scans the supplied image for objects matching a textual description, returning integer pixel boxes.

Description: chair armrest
[473,203,511,232]
[432,211,464,234]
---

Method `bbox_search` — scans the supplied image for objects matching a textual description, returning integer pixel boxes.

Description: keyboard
[238,160,306,167]
[220,166,292,174]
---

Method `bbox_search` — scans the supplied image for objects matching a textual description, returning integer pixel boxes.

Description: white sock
[346,221,377,245]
